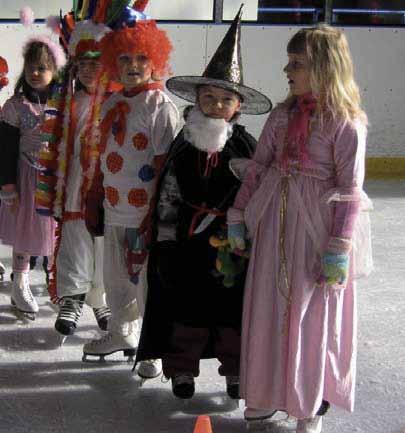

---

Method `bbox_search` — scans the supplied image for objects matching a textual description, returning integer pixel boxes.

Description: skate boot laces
[93,305,111,322]
[57,297,84,323]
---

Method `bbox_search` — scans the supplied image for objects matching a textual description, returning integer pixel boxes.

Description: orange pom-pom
[106,186,119,207]
[106,152,124,174]
[132,132,148,150]
[0,56,8,74]
[128,188,148,207]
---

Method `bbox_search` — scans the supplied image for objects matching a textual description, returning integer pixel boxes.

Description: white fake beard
[184,106,233,154]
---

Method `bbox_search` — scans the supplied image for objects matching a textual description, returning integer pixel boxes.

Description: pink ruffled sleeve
[227,110,278,224]
[330,119,367,246]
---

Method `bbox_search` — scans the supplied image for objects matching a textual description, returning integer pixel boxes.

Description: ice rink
[0,180,404,433]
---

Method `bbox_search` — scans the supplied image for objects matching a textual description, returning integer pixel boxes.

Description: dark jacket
[135,124,257,364]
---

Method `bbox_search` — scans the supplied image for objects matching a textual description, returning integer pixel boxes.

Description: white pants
[56,219,106,308]
[103,225,147,335]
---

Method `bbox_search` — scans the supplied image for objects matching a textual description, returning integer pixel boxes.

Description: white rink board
[0,23,404,156]
[0,0,71,19]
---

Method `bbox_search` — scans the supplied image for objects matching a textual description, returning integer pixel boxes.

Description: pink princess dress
[228,102,372,419]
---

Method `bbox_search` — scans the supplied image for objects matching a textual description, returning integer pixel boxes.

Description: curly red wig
[100,21,172,81]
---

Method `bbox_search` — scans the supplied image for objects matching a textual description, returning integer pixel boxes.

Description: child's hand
[320,252,349,286]
[0,185,19,213]
[228,223,246,252]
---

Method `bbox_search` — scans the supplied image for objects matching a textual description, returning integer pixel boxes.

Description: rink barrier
[366,157,405,179]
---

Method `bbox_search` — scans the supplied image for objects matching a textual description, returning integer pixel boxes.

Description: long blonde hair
[284,25,367,125]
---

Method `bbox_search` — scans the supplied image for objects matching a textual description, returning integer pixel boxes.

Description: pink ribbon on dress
[282,92,317,170]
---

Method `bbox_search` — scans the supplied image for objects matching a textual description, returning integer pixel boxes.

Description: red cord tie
[187,202,225,238]
[203,151,219,177]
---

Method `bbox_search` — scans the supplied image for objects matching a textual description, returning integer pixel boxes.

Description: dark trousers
[162,322,240,378]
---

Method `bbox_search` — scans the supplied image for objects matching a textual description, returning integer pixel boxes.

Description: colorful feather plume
[106,0,131,24]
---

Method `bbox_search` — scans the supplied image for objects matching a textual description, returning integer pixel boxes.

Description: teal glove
[228,223,246,252]
[321,252,349,285]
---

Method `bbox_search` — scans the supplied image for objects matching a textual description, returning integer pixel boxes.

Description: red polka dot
[106,186,119,207]
[133,133,148,151]
[106,152,124,174]
[128,188,148,207]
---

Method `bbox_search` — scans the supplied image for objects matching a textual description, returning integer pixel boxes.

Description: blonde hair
[284,24,367,125]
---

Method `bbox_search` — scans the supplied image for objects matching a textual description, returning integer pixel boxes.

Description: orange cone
[193,415,213,433]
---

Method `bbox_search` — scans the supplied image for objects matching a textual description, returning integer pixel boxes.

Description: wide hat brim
[166,76,272,115]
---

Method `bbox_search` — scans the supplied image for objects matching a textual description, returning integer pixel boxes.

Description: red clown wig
[100,21,172,81]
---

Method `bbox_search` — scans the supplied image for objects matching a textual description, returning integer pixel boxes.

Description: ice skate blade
[10,300,36,321]
[246,415,297,432]
[82,348,136,363]
[246,420,268,431]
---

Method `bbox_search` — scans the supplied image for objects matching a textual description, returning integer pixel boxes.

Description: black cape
[135,124,257,365]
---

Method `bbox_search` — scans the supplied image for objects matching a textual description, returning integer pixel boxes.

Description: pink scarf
[281,92,317,170]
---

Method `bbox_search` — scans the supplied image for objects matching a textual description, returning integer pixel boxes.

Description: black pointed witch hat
[166,4,272,115]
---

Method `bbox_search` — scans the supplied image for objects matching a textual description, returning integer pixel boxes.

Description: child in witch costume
[134,7,272,399]
[0,55,9,281]
[45,18,113,336]
[228,25,371,432]
[0,36,66,319]
[82,1,179,377]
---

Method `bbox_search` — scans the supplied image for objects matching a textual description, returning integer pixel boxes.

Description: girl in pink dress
[227,25,370,433]
[0,37,66,319]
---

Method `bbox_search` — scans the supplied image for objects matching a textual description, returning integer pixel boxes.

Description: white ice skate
[137,359,162,385]
[296,416,322,433]
[0,261,5,281]
[244,408,297,431]
[82,331,137,362]
[10,271,39,320]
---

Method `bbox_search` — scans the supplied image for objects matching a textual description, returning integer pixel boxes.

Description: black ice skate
[92,305,111,331]
[225,375,240,399]
[171,372,195,399]
[54,294,85,336]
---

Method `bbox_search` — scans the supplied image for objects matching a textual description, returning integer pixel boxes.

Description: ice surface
[0,180,404,433]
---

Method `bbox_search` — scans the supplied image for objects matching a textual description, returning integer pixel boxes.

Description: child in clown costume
[43,18,114,336]
[82,1,179,379]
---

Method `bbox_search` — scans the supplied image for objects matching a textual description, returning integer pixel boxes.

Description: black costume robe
[135,124,257,366]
